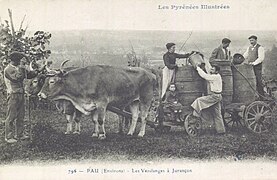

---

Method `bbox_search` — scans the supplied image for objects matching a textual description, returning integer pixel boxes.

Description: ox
[38,65,156,139]
[26,63,132,135]
[25,62,82,134]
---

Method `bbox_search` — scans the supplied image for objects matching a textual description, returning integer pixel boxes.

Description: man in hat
[3,51,38,143]
[210,38,232,62]
[243,35,265,100]
[161,43,191,99]
[191,64,226,135]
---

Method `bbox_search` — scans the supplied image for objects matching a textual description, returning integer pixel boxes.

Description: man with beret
[3,51,38,143]
[243,35,265,100]
[161,43,191,99]
[210,38,232,62]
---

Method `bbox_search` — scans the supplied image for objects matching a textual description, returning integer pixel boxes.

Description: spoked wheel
[224,110,244,128]
[244,101,273,134]
[184,113,202,137]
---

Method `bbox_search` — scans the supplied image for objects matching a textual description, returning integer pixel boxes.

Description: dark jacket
[210,45,231,61]
[165,91,179,104]
[163,52,190,69]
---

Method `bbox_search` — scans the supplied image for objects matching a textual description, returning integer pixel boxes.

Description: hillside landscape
[39,30,277,79]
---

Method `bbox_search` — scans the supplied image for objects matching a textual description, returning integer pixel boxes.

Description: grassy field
[0,92,277,165]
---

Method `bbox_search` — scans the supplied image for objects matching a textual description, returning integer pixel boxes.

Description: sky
[0,0,277,31]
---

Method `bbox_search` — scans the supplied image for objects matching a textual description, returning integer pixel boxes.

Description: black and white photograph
[0,0,277,179]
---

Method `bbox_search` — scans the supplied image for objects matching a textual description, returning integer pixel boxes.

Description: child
[163,84,183,121]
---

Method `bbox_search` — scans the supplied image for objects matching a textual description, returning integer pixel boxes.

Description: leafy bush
[0,10,52,92]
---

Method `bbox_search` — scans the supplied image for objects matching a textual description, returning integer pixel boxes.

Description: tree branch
[19,14,26,31]
[8,9,15,43]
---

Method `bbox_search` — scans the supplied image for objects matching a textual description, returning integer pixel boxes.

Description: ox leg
[117,115,124,134]
[65,114,73,134]
[92,112,99,138]
[138,103,151,137]
[127,101,139,136]
[98,106,107,140]
[73,112,81,135]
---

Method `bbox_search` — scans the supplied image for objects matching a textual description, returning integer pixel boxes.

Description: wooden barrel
[175,65,205,113]
[232,64,256,103]
[210,60,233,106]
[188,53,205,68]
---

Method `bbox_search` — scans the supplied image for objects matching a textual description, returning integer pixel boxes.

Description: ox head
[25,61,47,96]
[37,60,70,100]
[25,73,46,96]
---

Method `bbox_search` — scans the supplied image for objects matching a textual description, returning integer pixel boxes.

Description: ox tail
[141,66,162,100]
[150,68,162,100]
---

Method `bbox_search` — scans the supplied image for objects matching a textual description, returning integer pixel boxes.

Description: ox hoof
[92,133,99,138]
[73,131,80,135]
[64,131,72,135]
[137,133,145,138]
[98,134,106,140]
[127,133,133,137]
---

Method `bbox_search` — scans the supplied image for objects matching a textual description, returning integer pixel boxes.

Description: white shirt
[243,44,265,65]
[222,47,230,60]
[196,67,222,93]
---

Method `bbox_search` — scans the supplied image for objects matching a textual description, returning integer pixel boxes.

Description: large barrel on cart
[223,63,274,134]
[175,66,206,113]
[156,60,275,136]
[118,55,276,137]
[232,64,256,103]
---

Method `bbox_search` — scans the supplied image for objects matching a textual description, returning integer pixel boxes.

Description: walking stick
[28,95,32,141]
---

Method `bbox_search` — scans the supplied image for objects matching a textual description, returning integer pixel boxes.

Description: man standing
[243,35,265,100]
[210,38,232,62]
[4,51,38,143]
[191,65,226,135]
[161,43,191,99]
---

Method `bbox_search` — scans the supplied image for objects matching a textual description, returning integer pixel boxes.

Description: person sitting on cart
[191,64,226,135]
[163,83,183,121]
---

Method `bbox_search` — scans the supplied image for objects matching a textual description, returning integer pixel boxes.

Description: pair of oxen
[26,60,157,139]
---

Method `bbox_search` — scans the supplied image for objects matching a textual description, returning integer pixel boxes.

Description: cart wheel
[244,101,273,134]
[184,113,202,137]
[224,110,244,128]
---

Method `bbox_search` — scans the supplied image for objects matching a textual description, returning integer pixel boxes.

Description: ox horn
[60,60,70,69]
[44,60,52,72]
[29,61,35,71]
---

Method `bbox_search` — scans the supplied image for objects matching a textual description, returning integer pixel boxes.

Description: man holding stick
[3,51,39,143]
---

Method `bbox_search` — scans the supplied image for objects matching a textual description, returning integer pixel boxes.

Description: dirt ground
[0,92,277,165]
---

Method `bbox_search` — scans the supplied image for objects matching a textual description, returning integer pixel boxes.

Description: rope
[230,62,272,101]
[179,31,193,52]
